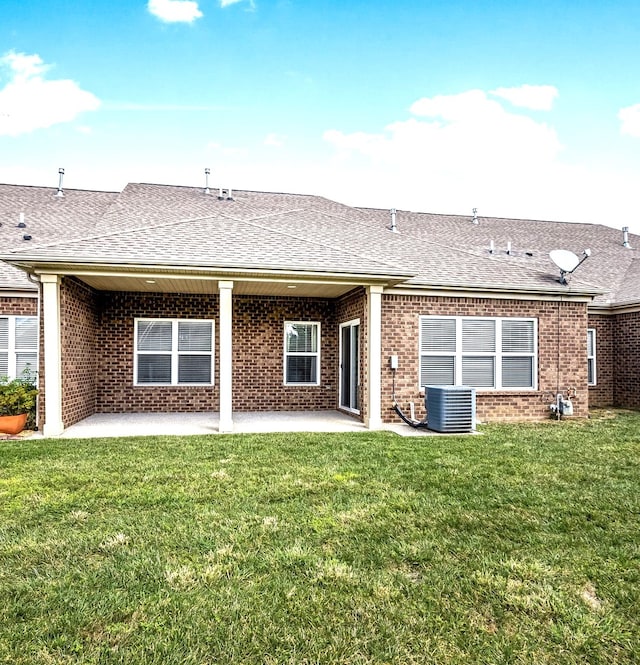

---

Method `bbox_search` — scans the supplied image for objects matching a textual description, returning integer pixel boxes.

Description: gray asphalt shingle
[0,181,632,303]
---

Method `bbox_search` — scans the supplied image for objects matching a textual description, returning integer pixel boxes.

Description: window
[587,328,596,386]
[419,316,537,390]
[134,319,214,385]
[0,316,38,379]
[284,322,320,385]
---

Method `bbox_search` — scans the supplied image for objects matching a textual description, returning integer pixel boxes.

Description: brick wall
[587,314,614,406]
[0,295,37,316]
[95,292,340,414]
[233,295,338,411]
[96,291,220,414]
[612,310,640,407]
[381,294,589,423]
[55,281,596,426]
[61,278,100,426]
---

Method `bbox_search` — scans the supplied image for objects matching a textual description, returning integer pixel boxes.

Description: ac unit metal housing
[425,385,476,433]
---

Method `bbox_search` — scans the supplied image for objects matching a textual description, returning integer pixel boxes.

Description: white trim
[419,315,538,391]
[587,328,597,386]
[387,286,596,302]
[339,318,361,414]
[218,280,234,433]
[41,274,64,436]
[0,290,38,298]
[283,321,321,386]
[366,286,383,429]
[133,318,215,386]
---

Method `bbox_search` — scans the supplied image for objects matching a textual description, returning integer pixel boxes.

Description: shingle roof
[0,181,630,303]
[360,208,636,305]
[0,183,118,290]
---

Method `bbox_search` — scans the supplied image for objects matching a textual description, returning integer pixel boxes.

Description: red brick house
[0,179,636,435]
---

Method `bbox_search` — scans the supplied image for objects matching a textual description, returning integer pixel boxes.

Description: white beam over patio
[218,280,234,432]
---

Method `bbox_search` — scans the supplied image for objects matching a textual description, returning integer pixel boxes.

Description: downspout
[27,273,41,430]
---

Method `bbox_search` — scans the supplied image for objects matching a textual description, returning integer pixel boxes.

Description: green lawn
[1,411,639,664]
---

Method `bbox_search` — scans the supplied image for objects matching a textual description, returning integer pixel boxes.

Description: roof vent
[390,208,398,233]
[218,187,234,201]
[506,241,512,255]
[17,212,26,228]
[23,234,32,241]
[622,226,632,248]
[204,167,210,194]
[489,240,495,254]
[55,168,65,198]
[472,208,478,224]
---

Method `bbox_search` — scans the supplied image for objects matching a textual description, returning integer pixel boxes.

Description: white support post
[41,274,64,436]
[218,280,234,433]
[366,285,383,429]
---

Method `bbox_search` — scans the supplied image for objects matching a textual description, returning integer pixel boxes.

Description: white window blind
[0,316,38,380]
[135,319,214,385]
[284,322,320,385]
[419,316,537,390]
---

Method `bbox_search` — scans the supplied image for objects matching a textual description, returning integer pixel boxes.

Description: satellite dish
[549,249,580,273]
[549,249,591,284]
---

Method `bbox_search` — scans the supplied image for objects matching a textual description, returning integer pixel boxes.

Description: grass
[1,410,639,664]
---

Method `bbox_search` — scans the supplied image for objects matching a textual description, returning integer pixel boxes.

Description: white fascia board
[16,262,413,287]
[386,284,598,302]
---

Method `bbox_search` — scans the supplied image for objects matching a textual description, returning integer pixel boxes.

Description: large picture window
[284,322,320,385]
[587,328,596,386]
[134,319,214,385]
[419,316,537,390]
[0,316,38,380]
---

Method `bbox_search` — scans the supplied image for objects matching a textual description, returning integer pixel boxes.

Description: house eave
[0,256,414,285]
[588,300,640,315]
[387,281,602,301]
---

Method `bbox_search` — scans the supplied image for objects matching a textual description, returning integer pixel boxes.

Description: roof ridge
[0,182,119,195]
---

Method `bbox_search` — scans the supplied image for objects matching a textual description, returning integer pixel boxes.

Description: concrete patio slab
[31,410,464,439]
[55,410,370,439]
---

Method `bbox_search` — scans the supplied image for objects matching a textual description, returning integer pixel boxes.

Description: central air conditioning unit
[425,385,476,433]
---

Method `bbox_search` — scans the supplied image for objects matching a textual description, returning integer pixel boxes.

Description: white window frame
[134,318,215,386]
[419,315,538,391]
[0,315,39,380]
[587,328,597,386]
[284,321,321,386]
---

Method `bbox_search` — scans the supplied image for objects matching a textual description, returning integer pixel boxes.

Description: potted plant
[0,369,38,435]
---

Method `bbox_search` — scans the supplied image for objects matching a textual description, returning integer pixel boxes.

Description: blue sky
[1,0,640,231]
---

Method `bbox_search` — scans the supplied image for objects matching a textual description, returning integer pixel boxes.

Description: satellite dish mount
[549,249,591,285]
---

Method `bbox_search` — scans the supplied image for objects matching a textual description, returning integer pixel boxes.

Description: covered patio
[44,410,431,438]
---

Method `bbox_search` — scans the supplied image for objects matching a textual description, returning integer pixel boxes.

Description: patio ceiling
[74,272,364,298]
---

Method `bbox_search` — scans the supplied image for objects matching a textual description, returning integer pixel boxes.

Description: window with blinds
[0,316,38,380]
[587,328,596,386]
[135,319,214,385]
[419,316,537,390]
[284,322,320,385]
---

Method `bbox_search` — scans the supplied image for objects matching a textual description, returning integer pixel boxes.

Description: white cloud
[148,0,203,23]
[321,87,573,221]
[619,103,640,138]
[490,84,559,111]
[0,51,100,136]
[328,89,561,170]
[264,132,284,147]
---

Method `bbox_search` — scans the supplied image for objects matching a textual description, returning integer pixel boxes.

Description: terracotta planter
[0,413,28,435]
